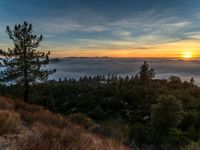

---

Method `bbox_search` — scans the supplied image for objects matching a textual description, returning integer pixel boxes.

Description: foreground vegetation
[0,96,130,150]
[1,65,200,149]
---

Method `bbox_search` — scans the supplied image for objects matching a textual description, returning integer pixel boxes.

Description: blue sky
[0,0,200,57]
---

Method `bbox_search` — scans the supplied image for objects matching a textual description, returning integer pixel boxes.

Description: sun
[182,51,193,59]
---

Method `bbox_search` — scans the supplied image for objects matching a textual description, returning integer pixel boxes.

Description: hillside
[0,96,130,150]
[1,61,200,150]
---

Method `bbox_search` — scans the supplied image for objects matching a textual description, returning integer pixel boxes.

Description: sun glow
[182,51,193,59]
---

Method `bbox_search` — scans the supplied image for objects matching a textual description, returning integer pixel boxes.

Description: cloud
[112,31,132,37]
[82,26,108,32]
[39,21,108,33]
[184,32,200,40]
[168,21,191,28]
[0,2,200,58]
[34,8,193,42]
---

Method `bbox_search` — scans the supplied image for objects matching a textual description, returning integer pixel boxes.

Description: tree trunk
[23,66,29,102]
[24,85,29,102]
[23,71,29,102]
[23,45,29,102]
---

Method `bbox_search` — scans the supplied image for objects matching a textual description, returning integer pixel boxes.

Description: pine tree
[190,77,195,86]
[139,61,155,82]
[151,95,183,132]
[0,21,56,101]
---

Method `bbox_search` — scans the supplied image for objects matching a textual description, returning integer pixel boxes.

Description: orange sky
[1,0,200,60]
[50,39,200,58]
[1,35,200,59]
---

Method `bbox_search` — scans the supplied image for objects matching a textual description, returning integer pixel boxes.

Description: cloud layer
[47,58,200,85]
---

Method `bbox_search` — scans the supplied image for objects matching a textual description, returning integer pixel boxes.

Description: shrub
[129,123,153,147]
[69,113,95,129]
[186,126,200,141]
[90,124,111,137]
[151,95,183,132]
[91,121,130,143]
[90,106,107,120]
[168,128,189,146]
[0,110,22,135]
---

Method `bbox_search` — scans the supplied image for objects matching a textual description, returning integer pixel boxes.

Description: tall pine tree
[139,61,155,82]
[0,21,56,101]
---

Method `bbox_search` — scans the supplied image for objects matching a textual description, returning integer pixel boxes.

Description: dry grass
[14,99,43,112]
[0,97,15,110]
[15,123,129,150]
[0,110,22,135]
[20,109,71,128]
[15,123,81,150]
[0,97,130,150]
[69,113,95,129]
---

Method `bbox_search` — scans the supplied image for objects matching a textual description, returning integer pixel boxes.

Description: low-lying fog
[47,58,200,85]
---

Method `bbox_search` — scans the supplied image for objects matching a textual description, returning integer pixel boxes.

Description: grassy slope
[0,96,130,150]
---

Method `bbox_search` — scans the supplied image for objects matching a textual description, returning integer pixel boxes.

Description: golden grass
[15,122,129,150]
[0,97,130,150]
[0,110,22,135]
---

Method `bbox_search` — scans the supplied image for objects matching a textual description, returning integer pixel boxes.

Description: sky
[0,0,200,58]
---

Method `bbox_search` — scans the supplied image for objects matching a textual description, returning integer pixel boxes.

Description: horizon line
[50,56,200,60]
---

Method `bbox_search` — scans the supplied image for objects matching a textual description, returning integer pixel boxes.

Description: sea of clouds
[47,58,200,85]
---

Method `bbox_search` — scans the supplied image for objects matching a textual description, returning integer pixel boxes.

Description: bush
[186,126,200,141]
[151,95,183,132]
[129,123,152,147]
[90,106,107,120]
[90,124,112,137]
[0,110,22,135]
[168,128,189,146]
[69,113,95,129]
[95,121,130,143]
